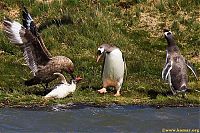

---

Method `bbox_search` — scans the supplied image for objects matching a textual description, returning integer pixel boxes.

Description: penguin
[44,73,82,99]
[97,44,126,96]
[162,29,197,95]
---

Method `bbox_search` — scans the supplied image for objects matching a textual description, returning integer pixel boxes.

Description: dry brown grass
[5,7,20,20]
[36,0,56,4]
[138,12,162,37]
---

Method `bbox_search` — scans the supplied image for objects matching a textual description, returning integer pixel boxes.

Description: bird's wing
[123,57,127,82]
[162,52,171,80]
[185,60,198,80]
[165,51,170,65]
[167,73,176,95]
[162,61,172,80]
[22,7,52,58]
[101,56,105,78]
[3,19,51,75]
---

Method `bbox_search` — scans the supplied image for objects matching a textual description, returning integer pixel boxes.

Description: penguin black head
[97,46,105,62]
[163,29,173,38]
[96,44,116,62]
[163,29,176,47]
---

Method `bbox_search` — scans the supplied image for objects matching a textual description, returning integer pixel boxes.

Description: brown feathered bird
[3,7,74,88]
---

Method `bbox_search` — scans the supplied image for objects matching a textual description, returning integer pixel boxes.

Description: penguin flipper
[162,62,172,80]
[168,73,176,95]
[185,60,198,80]
[123,57,127,82]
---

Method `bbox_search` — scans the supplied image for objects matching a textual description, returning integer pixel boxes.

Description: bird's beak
[75,77,83,82]
[96,54,102,62]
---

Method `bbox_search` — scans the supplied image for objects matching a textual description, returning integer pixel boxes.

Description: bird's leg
[41,83,48,91]
[181,93,186,98]
[98,88,107,94]
[45,83,49,89]
[41,84,46,89]
[70,73,75,80]
[114,83,121,97]
[170,84,176,95]
[98,82,107,94]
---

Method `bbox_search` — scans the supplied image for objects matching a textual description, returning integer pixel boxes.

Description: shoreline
[0,101,199,109]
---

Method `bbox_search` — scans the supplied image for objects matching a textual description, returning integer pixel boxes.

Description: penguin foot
[114,92,121,97]
[98,88,107,94]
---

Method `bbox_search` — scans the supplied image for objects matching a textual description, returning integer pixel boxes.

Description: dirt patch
[196,17,200,22]
[138,12,163,37]
[191,56,200,63]
[0,23,2,30]
[0,1,8,10]
[36,0,54,3]
[7,7,20,19]
[196,10,200,22]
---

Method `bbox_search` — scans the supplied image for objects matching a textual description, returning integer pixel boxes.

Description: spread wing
[22,7,52,58]
[3,19,51,75]
[185,60,198,80]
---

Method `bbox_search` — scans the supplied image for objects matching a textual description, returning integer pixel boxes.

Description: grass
[0,0,199,107]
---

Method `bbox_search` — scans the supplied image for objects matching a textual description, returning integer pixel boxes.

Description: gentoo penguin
[44,73,82,99]
[3,7,75,88]
[97,44,125,96]
[162,29,197,95]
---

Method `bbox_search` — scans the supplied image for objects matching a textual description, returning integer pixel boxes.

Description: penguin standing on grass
[97,44,126,96]
[162,29,197,96]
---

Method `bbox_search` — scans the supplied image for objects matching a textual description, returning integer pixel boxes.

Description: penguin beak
[75,77,83,83]
[96,54,103,62]
[97,50,103,62]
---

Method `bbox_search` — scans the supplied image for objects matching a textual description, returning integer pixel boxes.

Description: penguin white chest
[103,49,124,82]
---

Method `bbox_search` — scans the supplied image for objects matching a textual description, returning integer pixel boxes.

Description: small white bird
[97,44,126,96]
[44,73,82,99]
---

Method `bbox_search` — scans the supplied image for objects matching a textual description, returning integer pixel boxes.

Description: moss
[0,0,199,107]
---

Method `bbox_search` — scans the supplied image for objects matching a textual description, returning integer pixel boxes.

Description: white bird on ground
[97,44,126,96]
[44,73,82,99]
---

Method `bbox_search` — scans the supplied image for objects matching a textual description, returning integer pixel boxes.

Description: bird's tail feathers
[178,85,188,93]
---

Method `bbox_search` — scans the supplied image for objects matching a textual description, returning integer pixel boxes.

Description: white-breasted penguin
[162,29,197,95]
[97,44,126,96]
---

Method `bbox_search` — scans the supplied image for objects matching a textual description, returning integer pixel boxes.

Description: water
[0,104,199,133]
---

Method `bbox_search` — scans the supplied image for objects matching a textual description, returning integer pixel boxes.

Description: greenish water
[0,105,199,133]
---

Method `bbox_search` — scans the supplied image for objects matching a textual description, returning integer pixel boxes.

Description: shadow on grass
[147,89,173,99]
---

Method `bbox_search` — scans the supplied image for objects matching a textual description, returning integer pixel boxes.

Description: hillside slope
[0,0,199,107]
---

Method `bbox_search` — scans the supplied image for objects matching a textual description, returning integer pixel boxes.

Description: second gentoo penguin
[162,29,197,95]
[97,44,125,96]
[44,73,82,99]
[3,7,75,88]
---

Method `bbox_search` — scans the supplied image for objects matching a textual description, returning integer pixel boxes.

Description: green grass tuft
[0,0,199,107]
